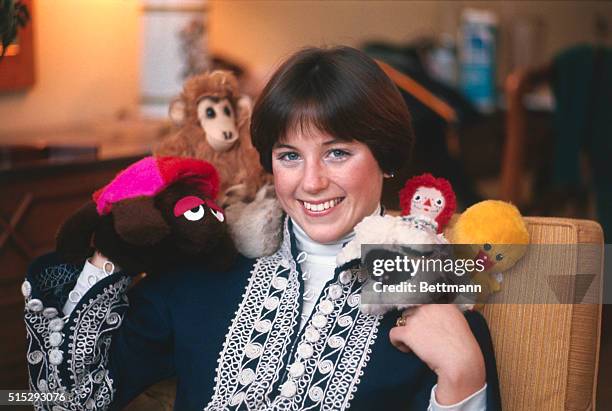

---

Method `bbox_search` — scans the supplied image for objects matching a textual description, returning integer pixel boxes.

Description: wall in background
[0,0,140,137]
[0,0,610,137]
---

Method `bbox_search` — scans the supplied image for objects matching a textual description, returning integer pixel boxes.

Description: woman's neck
[291,203,382,257]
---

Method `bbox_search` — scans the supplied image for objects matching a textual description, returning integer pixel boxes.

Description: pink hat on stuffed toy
[93,156,220,215]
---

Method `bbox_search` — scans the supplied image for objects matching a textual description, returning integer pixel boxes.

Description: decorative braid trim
[204,219,382,411]
[24,267,130,411]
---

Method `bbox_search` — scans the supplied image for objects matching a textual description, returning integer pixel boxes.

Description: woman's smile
[299,197,345,215]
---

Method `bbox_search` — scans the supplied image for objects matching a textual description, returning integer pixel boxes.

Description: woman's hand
[89,251,109,270]
[389,304,485,405]
[88,251,119,274]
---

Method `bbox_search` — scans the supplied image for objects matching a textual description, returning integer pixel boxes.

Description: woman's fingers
[389,326,412,353]
[389,307,419,353]
[387,304,485,387]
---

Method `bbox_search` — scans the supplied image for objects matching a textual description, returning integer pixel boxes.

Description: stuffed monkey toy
[154,70,272,207]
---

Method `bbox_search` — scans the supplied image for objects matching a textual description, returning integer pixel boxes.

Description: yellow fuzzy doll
[450,200,530,303]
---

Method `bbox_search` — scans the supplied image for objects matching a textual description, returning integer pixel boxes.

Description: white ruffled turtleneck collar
[292,220,355,259]
[291,204,382,329]
[291,203,382,257]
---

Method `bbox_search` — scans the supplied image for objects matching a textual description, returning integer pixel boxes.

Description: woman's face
[272,127,383,243]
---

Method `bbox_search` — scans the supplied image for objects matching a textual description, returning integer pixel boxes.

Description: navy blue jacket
[23,229,501,411]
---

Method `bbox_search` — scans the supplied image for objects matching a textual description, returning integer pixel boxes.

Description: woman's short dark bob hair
[251,46,415,174]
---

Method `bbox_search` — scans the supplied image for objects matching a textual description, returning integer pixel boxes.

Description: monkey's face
[197,97,239,152]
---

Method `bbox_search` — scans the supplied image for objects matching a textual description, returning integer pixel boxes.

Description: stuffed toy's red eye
[210,209,224,222]
[174,196,205,217]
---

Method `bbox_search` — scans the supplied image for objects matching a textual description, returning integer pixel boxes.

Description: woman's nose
[301,162,329,193]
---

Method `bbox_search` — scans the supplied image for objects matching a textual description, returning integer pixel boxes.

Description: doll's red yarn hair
[399,173,456,233]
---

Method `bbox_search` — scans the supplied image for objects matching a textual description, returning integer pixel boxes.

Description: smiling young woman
[249,46,498,408]
[23,46,500,411]
[251,46,414,244]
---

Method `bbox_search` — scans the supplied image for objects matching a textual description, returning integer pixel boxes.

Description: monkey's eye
[483,243,492,251]
[210,208,224,222]
[183,206,205,221]
[206,107,216,119]
[495,253,504,261]
[223,105,232,117]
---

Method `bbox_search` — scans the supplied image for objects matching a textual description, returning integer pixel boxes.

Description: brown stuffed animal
[154,70,271,207]
[56,156,237,275]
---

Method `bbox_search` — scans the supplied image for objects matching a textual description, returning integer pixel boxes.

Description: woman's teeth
[302,198,343,212]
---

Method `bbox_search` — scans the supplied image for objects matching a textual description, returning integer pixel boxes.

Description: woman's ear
[56,201,99,262]
[112,196,170,246]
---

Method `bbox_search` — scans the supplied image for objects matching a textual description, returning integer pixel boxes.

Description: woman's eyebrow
[273,139,344,150]
[322,138,343,146]
[272,143,297,150]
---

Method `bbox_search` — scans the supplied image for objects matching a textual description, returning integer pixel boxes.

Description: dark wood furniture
[501,65,552,205]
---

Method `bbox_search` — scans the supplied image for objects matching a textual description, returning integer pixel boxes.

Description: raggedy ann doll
[398,173,456,237]
[337,173,475,316]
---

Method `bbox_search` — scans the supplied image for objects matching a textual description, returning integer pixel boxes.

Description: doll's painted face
[272,128,383,244]
[410,187,445,221]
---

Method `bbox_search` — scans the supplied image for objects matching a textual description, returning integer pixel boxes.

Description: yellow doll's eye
[484,243,492,251]
[495,253,504,261]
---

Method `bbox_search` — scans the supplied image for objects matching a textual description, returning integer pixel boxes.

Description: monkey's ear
[112,196,170,246]
[56,201,99,262]
[169,98,187,126]
[236,95,252,129]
